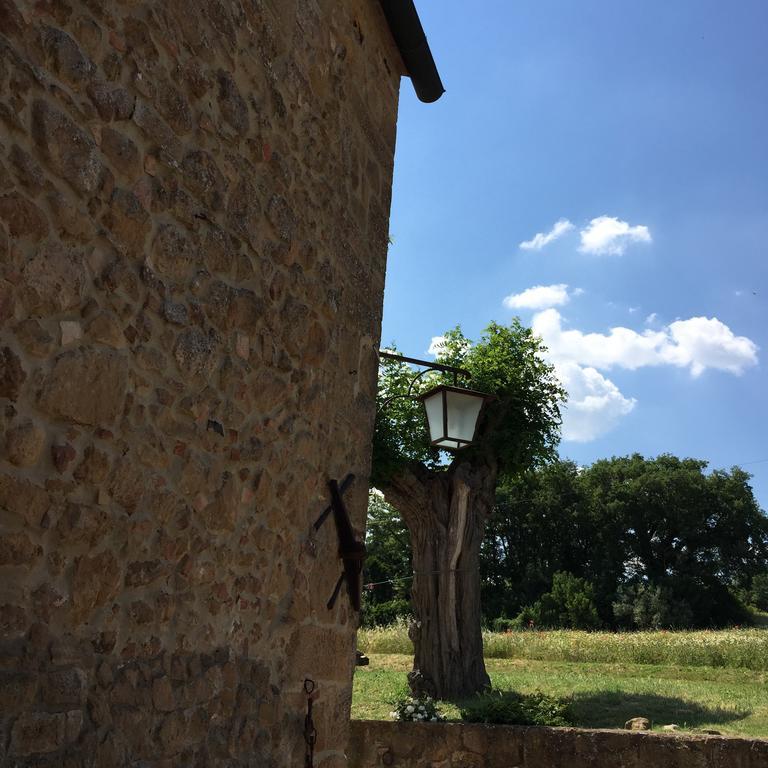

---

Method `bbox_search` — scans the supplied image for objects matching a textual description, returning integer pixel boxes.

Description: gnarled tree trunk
[380,458,497,699]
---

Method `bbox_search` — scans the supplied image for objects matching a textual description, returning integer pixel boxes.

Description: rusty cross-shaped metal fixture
[313,475,366,611]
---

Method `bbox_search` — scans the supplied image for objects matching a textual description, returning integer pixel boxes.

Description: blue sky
[382,0,768,506]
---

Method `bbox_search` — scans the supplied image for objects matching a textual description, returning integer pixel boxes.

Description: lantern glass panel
[446,389,484,443]
[422,389,446,443]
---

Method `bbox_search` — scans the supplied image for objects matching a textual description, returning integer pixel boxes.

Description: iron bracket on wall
[313,475,366,612]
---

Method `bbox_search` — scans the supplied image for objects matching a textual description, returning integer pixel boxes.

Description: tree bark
[380,458,497,699]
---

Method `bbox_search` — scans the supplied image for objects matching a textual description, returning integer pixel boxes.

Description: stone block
[173,328,218,377]
[54,503,109,546]
[10,712,65,756]
[86,311,126,349]
[101,127,141,180]
[0,474,50,526]
[0,346,26,401]
[43,668,86,707]
[182,150,227,210]
[151,224,198,280]
[152,676,176,712]
[132,99,181,161]
[0,532,43,566]
[71,550,121,620]
[216,70,249,135]
[4,419,45,467]
[21,241,87,314]
[31,99,103,195]
[101,187,150,253]
[51,442,77,472]
[59,320,83,346]
[86,81,135,122]
[0,192,49,240]
[37,348,128,427]
[204,280,264,333]
[0,672,37,711]
[0,603,27,635]
[41,25,95,89]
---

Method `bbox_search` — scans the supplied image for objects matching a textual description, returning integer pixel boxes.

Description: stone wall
[0,0,402,764]
[348,721,768,767]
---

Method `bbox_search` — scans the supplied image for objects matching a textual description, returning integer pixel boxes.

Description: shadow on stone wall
[570,690,750,730]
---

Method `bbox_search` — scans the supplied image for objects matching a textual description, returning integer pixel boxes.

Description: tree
[517,571,601,630]
[372,321,564,698]
[485,455,768,629]
[481,460,623,623]
[582,455,768,627]
[751,574,768,612]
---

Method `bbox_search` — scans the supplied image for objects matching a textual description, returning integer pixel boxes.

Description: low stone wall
[347,721,768,767]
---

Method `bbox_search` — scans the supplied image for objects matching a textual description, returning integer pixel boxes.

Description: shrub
[459,689,572,727]
[751,574,768,612]
[491,616,524,632]
[613,582,694,630]
[515,572,600,629]
[390,694,446,723]
[361,598,412,628]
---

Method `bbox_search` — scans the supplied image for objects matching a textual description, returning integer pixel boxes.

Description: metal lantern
[418,384,490,450]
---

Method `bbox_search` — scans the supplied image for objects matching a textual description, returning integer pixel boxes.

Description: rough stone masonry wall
[0,0,401,765]
[348,721,768,768]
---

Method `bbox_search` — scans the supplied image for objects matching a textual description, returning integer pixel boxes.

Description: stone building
[0,0,440,764]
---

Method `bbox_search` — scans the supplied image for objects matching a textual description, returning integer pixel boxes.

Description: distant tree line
[362,454,768,630]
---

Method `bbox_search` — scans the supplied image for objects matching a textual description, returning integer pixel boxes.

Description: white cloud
[665,317,760,377]
[519,219,574,251]
[578,216,652,256]
[555,361,636,442]
[503,284,573,310]
[427,336,446,356]
[534,309,758,442]
[645,312,658,325]
[533,309,758,377]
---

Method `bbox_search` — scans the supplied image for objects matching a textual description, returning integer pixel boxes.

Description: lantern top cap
[417,384,497,402]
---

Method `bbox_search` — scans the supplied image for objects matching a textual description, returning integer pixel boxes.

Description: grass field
[359,623,768,670]
[353,627,768,738]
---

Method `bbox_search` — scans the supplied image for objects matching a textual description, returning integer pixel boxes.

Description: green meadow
[353,627,768,738]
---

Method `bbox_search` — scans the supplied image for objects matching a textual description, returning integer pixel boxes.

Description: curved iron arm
[377,350,472,408]
[379,366,437,408]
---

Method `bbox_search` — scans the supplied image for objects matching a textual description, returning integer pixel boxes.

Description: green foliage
[481,459,603,623]
[751,574,768,611]
[372,321,565,486]
[612,582,694,630]
[361,491,412,627]
[482,455,768,629]
[491,617,522,633]
[389,693,446,722]
[361,599,411,628]
[459,689,573,727]
[515,571,600,629]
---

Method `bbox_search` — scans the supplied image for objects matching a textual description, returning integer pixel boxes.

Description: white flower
[405,705,414,714]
